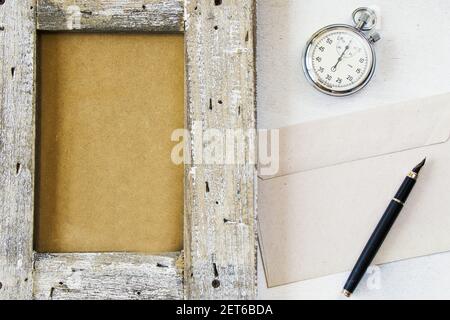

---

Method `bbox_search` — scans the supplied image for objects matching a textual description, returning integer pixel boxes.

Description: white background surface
[256,0,450,299]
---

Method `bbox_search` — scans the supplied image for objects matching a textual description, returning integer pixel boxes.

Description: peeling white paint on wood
[0,0,36,300]
[0,0,257,300]
[37,0,184,32]
[184,0,257,300]
[33,253,184,300]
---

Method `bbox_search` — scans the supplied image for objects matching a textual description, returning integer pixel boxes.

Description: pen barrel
[344,177,416,294]
[344,201,403,293]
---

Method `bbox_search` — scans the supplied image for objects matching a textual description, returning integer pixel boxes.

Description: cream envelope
[258,93,450,288]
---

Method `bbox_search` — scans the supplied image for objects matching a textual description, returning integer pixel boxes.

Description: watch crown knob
[369,32,381,43]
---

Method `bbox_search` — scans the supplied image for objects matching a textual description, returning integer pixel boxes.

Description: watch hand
[331,40,352,72]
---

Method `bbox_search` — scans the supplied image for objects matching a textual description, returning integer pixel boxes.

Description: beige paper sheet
[36,33,184,253]
[259,94,450,287]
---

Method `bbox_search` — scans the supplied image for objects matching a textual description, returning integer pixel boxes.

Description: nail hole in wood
[218,100,223,105]
[0,26,4,31]
[58,282,64,285]
[16,162,21,175]
[136,291,141,295]
[24,278,28,282]
[245,31,249,42]
[142,4,146,10]
[214,26,219,30]
[11,67,15,78]
[224,218,230,223]
[212,279,221,288]
[214,0,222,5]
[157,263,168,268]
[205,181,210,193]
[215,201,219,205]
[209,98,213,110]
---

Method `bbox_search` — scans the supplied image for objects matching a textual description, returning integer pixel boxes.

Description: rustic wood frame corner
[0,0,257,300]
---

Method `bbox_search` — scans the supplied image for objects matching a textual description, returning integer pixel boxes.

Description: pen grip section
[394,177,416,203]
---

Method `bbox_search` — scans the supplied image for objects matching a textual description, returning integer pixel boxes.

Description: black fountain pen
[343,158,427,298]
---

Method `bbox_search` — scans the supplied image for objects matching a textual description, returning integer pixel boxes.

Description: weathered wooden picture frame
[0,0,256,300]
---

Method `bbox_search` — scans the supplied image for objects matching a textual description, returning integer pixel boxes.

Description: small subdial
[336,36,362,58]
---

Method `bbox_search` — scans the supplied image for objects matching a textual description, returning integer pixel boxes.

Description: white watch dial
[303,25,375,96]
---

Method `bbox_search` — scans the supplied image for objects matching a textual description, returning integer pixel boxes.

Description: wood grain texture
[33,252,184,300]
[0,0,257,300]
[37,0,184,32]
[184,0,257,300]
[0,0,36,300]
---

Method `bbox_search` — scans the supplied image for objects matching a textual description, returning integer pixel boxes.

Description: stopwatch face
[303,25,375,96]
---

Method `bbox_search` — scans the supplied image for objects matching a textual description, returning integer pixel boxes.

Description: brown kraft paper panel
[36,33,184,253]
